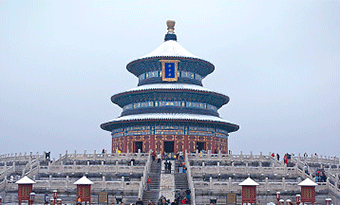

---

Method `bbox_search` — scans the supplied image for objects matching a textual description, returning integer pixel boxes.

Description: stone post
[282,177,286,191]
[49,175,52,189]
[209,176,213,190]
[66,176,69,189]
[102,176,106,190]
[83,150,87,159]
[228,177,232,192]
[121,176,125,190]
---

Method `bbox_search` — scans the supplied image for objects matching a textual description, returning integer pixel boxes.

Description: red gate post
[16,176,36,205]
[53,190,58,205]
[325,198,332,205]
[74,176,94,205]
[296,194,301,205]
[298,178,317,205]
[276,192,280,204]
[239,177,259,205]
[29,192,36,205]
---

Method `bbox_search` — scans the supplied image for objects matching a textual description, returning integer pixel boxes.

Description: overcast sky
[1,1,339,159]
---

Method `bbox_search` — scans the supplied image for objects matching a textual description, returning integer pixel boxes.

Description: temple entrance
[134,141,143,153]
[164,141,174,153]
[196,142,205,152]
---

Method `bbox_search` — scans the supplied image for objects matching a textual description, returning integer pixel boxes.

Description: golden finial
[166,20,175,34]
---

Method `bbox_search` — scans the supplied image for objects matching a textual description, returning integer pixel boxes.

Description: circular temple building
[101,21,239,154]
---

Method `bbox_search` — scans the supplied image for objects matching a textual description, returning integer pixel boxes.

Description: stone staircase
[174,160,190,204]
[142,160,161,204]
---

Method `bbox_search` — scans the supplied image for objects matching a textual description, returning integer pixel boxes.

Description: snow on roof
[239,177,259,186]
[73,176,94,185]
[108,113,235,124]
[141,40,198,59]
[16,176,35,184]
[298,178,318,186]
[126,83,213,93]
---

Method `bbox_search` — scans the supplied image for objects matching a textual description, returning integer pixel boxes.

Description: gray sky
[1,1,339,158]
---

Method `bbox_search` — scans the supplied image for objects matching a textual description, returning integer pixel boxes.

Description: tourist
[168,161,172,174]
[136,198,143,205]
[146,176,151,190]
[157,153,161,163]
[178,162,183,173]
[76,195,81,205]
[304,152,308,158]
[171,199,178,205]
[185,189,191,204]
[158,195,166,205]
[152,151,156,161]
[164,160,169,174]
[304,164,309,175]
[271,152,275,158]
[181,197,188,205]
[179,151,183,160]
[321,171,327,182]
[276,153,280,161]
[44,194,49,205]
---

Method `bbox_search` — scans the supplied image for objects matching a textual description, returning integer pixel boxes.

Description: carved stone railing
[4,178,140,192]
[59,150,149,163]
[138,150,152,199]
[0,165,15,182]
[190,164,296,177]
[0,152,43,162]
[185,151,196,205]
[293,154,339,165]
[188,152,339,166]
[193,178,329,194]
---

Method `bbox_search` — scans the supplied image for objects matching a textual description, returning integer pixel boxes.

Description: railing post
[282,177,286,191]
[121,176,125,190]
[228,177,232,192]
[66,175,69,189]
[83,150,87,160]
[209,176,213,190]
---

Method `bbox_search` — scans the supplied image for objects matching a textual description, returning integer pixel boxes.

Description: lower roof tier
[100,113,239,133]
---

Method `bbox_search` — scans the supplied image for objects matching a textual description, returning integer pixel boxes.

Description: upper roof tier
[142,40,198,58]
[126,20,215,80]
[143,20,197,58]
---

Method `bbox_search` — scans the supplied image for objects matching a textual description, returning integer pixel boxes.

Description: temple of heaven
[101,20,239,154]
